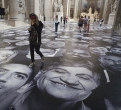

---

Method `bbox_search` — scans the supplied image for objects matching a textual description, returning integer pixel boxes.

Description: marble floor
[0,21,121,110]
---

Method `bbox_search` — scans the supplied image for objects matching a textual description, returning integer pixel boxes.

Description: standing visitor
[84,16,88,32]
[87,16,90,32]
[43,15,46,24]
[100,19,102,27]
[101,18,104,26]
[78,16,84,33]
[63,16,66,26]
[60,16,63,23]
[66,17,68,23]
[55,15,59,32]
[93,17,96,24]
[28,13,44,67]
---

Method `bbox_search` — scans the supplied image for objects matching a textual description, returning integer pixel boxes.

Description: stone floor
[0,21,121,110]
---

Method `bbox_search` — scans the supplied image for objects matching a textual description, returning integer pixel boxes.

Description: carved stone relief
[18,0,26,14]
[54,0,63,12]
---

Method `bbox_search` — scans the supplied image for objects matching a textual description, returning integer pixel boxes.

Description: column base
[7,20,29,27]
[108,12,115,25]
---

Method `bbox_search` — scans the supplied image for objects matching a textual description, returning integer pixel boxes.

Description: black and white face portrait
[117,43,121,47]
[67,49,91,58]
[0,50,18,64]
[26,48,55,59]
[90,47,108,55]
[93,37,102,41]
[0,64,32,96]
[99,55,121,73]
[1,34,16,38]
[15,36,29,40]
[59,36,70,39]
[72,43,89,48]
[102,39,114,44]
[35,66,100,102]
[46,41,65,48]
[42,39,50,44]
[3,39,19,44]
[15,41,29,46]
[110,48,121,55]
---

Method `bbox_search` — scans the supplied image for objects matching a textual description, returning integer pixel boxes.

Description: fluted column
[112,0,121,36]
[34,0,40,18]
[44,0,52,21]
[78,0,83,17]
[103,0,115,24]
[25,0,30,19]
[9,0,19,20]
[63,0,67,16]
[74,0,79,19]
[100,0,105,19]
[2,0,5,8]
[8,0,29,27]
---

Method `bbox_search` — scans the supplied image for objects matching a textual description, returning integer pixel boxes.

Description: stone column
[78,0,83,17]
[9,0,19,20]
[112,0,121,36]
[25,0,30,19]
[74,0,79,19]
[63,0,67,17]
[67,0,70,18]
[103,0,115,24]
[44,0,52,21]
[8,0,28,27]
[100,0,105,19]
[34,0,40,18]
[94,0,97,12]
[87,0,90,13]
[2,0,5,8]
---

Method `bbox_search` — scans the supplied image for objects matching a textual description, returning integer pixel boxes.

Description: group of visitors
[55,15,68,32]
[60,16,68,25]
[78,15,90,33]
[43,15,68,33]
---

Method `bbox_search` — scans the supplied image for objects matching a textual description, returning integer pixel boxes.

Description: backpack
[78,19,83,25]
[29,26,39,44]
[29,21,43,44]
[84,18,88,24]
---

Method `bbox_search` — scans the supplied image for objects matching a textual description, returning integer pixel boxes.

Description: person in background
[78,16,84,33]
[55,15,59,32]
[63,15,66,26]
[60,16,63,23]
[101,18,104,26]
[83,16,88,32]
[93,17,96,24]
[43,15,46,24]
[28,13,44,67]
[87,16,90,32]
[66,17,68,23]
[100,19,102,27]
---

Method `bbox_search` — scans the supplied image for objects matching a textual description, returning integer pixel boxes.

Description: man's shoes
[29,62,35,67]
[41,57,44,62]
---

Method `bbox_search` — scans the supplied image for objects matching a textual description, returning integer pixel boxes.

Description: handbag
[29,26,39,44]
